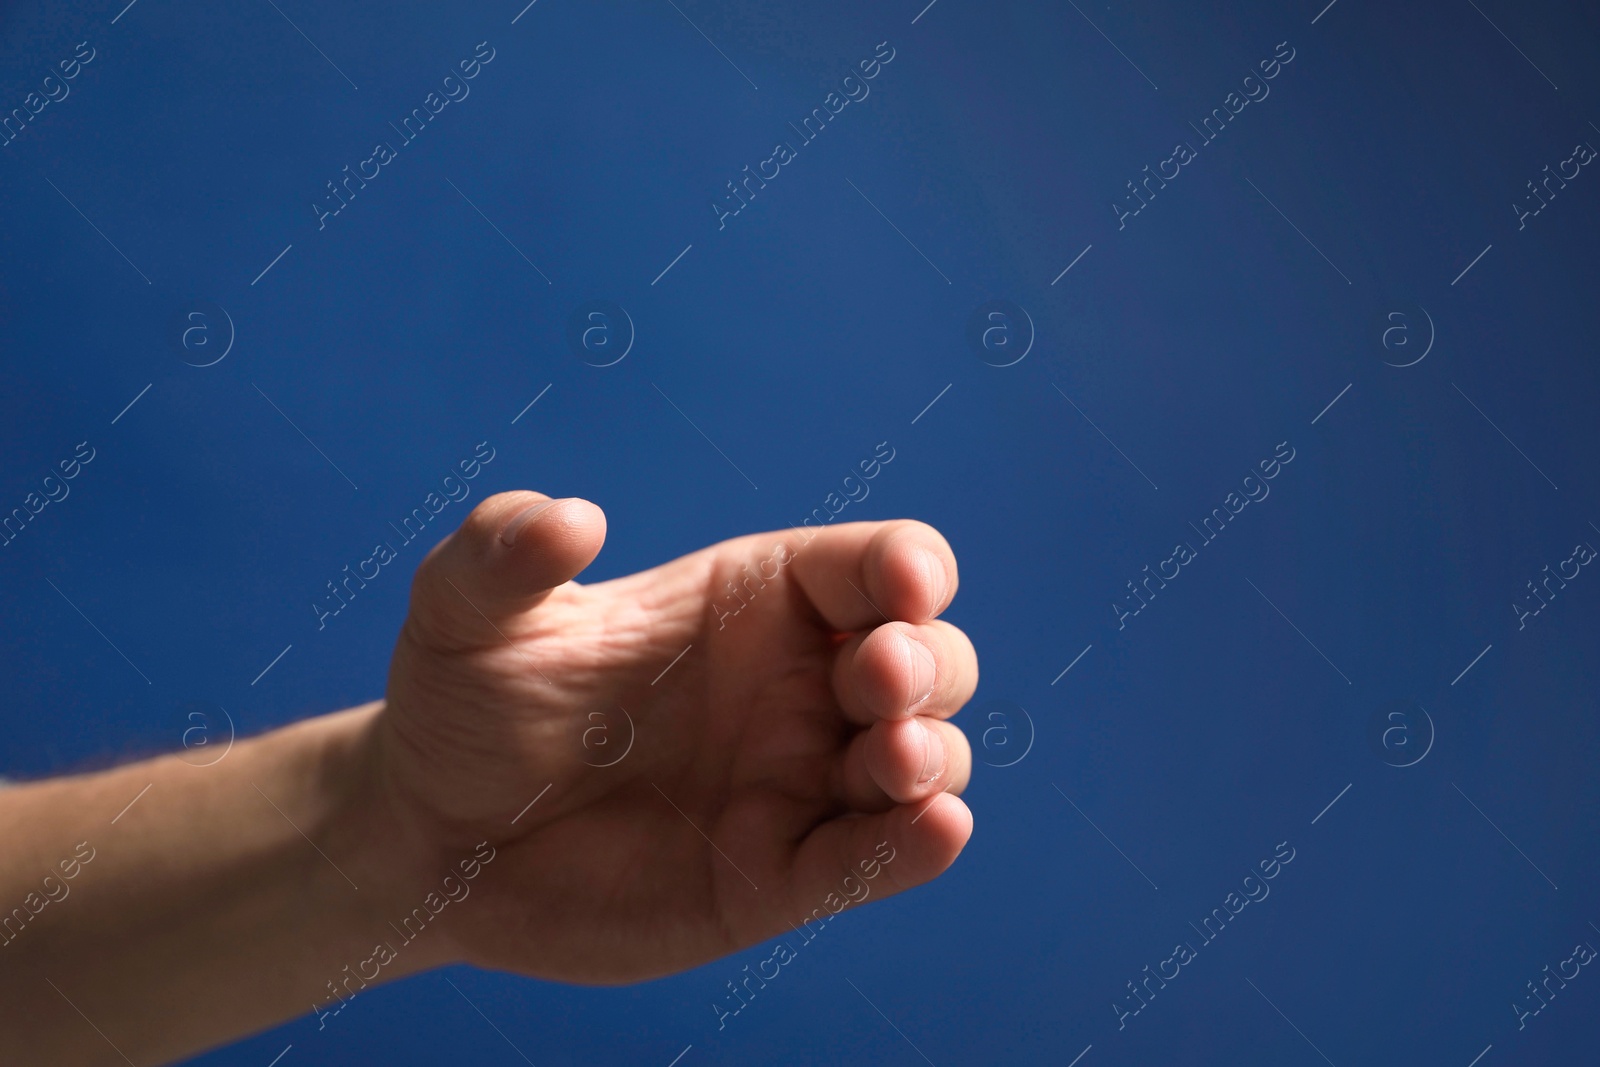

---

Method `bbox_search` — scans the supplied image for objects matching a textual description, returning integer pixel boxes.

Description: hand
[369,491,977,983]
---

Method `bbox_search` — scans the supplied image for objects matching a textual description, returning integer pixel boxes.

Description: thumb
[407,491,606,648]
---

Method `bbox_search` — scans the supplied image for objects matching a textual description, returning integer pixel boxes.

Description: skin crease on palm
[374,490,978,984]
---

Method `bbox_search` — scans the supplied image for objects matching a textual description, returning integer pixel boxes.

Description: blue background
[3,0,1599,1063]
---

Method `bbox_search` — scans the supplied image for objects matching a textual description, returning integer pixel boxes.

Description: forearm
[0,702,450,1065]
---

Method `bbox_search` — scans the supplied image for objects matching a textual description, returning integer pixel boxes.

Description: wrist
[311,702,468,978]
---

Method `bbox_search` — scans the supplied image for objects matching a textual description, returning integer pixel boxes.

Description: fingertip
[863,716,971,803]
[836,619,976,726]
[411,492,607,642]
[909,792,973,850]
[847,625,933,721]
[887,793,972,886]
[528,496,607,553]
[873,523,957,622]
[499,496,607,573]
[787,793,972,922]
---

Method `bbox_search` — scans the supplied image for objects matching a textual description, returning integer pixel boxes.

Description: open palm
[371,491,977,984]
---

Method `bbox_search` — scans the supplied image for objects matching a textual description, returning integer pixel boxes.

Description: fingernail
[500,499,561,546]
[913,546,946,616]
[897,627,937,708]
[916,719,945,784]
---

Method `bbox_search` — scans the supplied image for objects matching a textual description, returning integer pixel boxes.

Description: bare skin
[0,492,976,1064]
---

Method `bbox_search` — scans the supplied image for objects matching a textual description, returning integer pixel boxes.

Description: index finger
[783,519,958,632]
